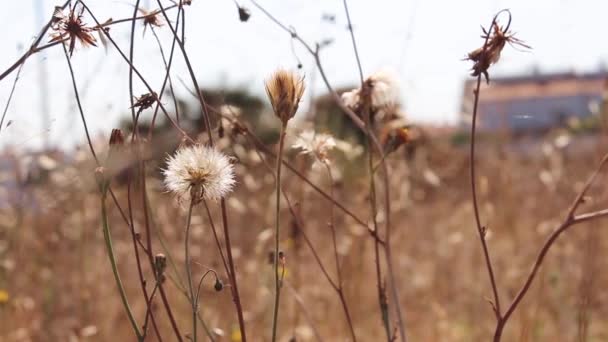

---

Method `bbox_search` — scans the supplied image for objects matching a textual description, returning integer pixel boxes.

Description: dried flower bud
[214,278,223,292]
[265,69,305,126]
[154,253,167,277]
[237,6,250,22]
[465,16,530,83]
[109,128,124,147]
[131,92,158,113]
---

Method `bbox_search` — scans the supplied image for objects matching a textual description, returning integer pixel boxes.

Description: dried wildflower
[163,145,235,204]
[131,92,158,114]
[292,130,336,166]
[466,20,530,83]
[341,70,400,113]
[265,69,305,126]
[139,8,163,35]
[154,253,167,278]
[237,5,251,22]
[214,278,224,292]
[50,4,97,57]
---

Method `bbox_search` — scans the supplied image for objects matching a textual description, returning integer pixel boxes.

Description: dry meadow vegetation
[1,2,608,342]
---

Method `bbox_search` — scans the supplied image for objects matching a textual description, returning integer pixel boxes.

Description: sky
[0,0,607,150]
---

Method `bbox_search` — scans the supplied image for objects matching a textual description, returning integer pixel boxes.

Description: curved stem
[100,190,143,340]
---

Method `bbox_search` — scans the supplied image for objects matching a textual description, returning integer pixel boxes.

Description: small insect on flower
[131,92,158,114]
[465,15,530,83]
[50,4,97,57]
[265,69,305,126]
[163,145,236,204]
[292,130,336,166]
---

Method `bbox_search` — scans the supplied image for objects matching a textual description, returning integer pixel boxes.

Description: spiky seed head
[163,145,235,204]
[265,69,305,126]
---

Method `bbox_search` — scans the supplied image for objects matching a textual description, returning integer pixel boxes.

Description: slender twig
[271,122,287,342]
[467,10,510,322]
[154,0,214,145]
[219,199,248,341]
[61,42,99,164]
[0,2,179,82]
[79,1,193,142]
[323,162,357,341]
[341,1,404,339]
[142,283,160,339]
[127,180,162,341]
[140,157,184,342]
[99,184,143,340]
[184,199,197,341]
[283,281,324,342]
[493,154,608,341]
[0,62,25,135]
[148,5,184,139]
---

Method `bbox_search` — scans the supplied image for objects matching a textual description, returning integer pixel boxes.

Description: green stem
[271,123,287,341]
[100,190,143,341]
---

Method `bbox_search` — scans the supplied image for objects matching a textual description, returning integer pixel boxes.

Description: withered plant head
[50,4,97,57]
[237,5,251,22]
[465,10,530,83]
[139,8,164,35]
[265,69,305,126]
[131,92,158,113]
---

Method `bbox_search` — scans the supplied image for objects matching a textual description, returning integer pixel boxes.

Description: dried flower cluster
[163,145,235,203]
[342,70,400,113]
[292,130,337,166]
[139,8,164,35]
[50,4,97,57]
[131,92,158,114]
[466,21,530,83]
[265,69,305,126]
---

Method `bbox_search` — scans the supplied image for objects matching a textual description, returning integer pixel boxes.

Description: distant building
[460,71,608,133]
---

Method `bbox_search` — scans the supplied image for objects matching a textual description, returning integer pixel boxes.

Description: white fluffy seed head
[162,145,235,203]
[292,130,336,166]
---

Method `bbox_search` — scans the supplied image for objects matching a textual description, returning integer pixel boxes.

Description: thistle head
[265,69,305,126]
[50,4,97,57]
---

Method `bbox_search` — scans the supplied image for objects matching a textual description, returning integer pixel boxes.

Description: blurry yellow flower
[231,328,242,342]
[0,289,9,304]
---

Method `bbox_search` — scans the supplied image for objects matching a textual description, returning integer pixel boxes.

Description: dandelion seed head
[163,145,235,203]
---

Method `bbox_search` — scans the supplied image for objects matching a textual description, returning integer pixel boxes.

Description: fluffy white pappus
[292,130,337,165]
[162,145,235,203]
[340,70,401,110]
[367,70,400,109]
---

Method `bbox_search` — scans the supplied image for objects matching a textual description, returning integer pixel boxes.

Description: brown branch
[493,153,608,341]
[468,9,512,322]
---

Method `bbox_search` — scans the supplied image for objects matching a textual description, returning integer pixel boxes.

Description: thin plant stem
[0,62,25,135]
[100,186,143,341]
[323,162,357,341]
[340,0,403,338]
[140,158,184,342]
[127,180,162,341]
[0,3,179,82]
[271,123,287,342]
[493,154,608,341]
[184,199,197,341]
[60,42,99,164]
[220,199,248,341]
[468,13,505,320]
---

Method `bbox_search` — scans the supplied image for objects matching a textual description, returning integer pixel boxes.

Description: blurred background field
[1,1,608,341]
